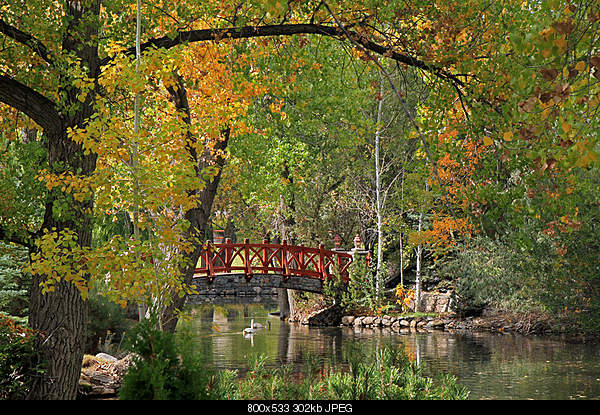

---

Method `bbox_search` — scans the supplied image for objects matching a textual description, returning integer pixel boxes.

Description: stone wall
[414,291,452,313]
[189,273,324,299]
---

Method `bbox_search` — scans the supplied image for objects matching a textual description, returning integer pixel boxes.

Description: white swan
[243,319,256,335]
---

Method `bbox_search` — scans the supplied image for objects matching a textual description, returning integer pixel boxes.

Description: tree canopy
[0,0,599,399]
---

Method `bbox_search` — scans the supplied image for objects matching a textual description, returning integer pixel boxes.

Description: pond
[182,300,600,400]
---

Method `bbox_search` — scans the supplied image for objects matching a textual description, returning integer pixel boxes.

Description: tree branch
[0,18,53,65]
[99,23,462,87]
[0,225,34,250]
[0,74,63,135]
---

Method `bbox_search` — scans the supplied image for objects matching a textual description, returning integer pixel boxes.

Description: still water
[183,300,600,400]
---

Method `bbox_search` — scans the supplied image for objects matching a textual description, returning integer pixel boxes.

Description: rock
[112,355,134,378]
[78,354,135,399]
[427,319,445,329]
[306,305,343,326]
[363,317,374,326]
[95,353,117,362]
[342,316,355,326]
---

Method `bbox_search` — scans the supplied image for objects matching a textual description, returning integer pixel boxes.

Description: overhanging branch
[0,18,53,65]
[99,23,463,88]
[0,75,63,135]
[0,224,35,250]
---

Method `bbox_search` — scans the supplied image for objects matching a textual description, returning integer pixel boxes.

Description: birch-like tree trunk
[374,73,385,299]
[414,181,429,312]
[132,0,149,323]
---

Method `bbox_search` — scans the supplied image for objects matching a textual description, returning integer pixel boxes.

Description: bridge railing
[194,239,354,283]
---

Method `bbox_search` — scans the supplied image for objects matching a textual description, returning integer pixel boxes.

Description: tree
[2,1,473,398]
[5,0,597,399]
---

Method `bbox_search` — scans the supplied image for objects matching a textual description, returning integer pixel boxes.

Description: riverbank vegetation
[0,0,599,399]
[117,317,468,400]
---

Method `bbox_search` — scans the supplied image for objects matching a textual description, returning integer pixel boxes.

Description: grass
[210,344,470,400]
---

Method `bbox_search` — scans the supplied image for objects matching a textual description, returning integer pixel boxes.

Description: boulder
[78,354,134,399]
[341,316,355,326]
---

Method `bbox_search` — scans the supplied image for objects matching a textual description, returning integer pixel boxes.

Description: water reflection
[182,302,600,400]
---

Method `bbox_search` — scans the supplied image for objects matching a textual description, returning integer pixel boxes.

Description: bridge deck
[194,239,354,283]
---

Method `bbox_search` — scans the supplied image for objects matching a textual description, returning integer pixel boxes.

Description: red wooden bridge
[194,238,355,285]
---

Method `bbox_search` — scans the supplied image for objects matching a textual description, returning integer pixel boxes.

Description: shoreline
[292,305,600,343]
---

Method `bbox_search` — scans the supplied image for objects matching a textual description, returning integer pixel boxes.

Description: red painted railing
[194,239,354,283]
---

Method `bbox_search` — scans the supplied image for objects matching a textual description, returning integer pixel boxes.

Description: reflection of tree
[275,323,345,370]
[277,321,290,365]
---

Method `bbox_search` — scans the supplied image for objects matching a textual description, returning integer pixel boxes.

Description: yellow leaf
[561,121,572,134]
[483,136,494,146]
[554,36,567,49]
[503,131,513,141]
[575,61,586,71]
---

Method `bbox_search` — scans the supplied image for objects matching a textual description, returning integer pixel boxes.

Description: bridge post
[262,239,268,270]
[206,240,214,282]
[319,244,326,280]
[299,245,305,275]
[350,234,370,269]
[243,238,252,281]
[225,238,232,268]
[281,240,290,281]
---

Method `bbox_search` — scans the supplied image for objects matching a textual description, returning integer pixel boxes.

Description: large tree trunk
[29,127,97,399]
[28,276,88,399]
[25,1,100,399]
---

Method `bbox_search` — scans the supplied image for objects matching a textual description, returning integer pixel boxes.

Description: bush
[339,255,382,313]
[438,234,561,317]
[118,316,216,400]
[0,315,45,399]
[439,237,536,316]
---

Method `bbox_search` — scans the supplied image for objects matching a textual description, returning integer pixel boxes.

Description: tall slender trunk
[414,181,428,313]
[131,0,148,323]
[374,74,384,299]
[399,232,404,287]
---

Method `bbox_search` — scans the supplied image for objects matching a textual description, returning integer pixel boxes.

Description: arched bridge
[193,239,360,294]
